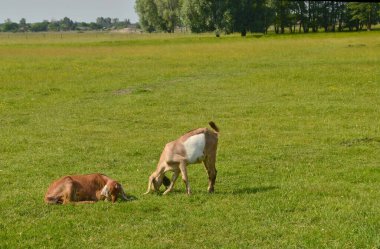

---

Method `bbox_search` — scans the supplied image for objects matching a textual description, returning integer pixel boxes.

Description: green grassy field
[0,31,379,248]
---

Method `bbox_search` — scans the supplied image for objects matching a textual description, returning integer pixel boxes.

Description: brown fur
[145,122,219,195]
[44,173,128,204]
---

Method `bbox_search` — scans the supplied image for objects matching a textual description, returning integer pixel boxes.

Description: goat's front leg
[163,169,180,195]
[179,161,191,195]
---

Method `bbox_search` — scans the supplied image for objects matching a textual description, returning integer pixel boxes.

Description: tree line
[0,17,133,32]
[135,1,380,35]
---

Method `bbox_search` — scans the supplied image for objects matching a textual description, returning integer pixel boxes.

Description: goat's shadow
[125,195,138,201]
[144,186,279,196]
[226,186,279,195]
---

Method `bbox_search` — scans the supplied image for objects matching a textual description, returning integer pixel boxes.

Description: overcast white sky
[0,0,138,23]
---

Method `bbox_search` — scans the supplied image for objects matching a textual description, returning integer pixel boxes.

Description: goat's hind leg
[204,155,217,193]
[62,181,76,204]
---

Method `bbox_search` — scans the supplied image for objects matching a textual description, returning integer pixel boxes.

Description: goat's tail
[209,121,219,133]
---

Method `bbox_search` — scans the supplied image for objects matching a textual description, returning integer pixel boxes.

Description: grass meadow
[0,31,379,248]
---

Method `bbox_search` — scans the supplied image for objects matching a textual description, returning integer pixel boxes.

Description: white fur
[100,185,109,197]
[183,133,205,163]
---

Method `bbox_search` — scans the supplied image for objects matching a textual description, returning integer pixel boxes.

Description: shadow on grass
[229,186,279,195]
[140,187,279,196]
[341,137,380,147]
[125,195,138,201]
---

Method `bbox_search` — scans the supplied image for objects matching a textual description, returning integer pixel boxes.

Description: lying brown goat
[45,173,128,204]
[144,121,219,195]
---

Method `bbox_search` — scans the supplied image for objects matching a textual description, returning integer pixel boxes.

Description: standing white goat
[144,122,219,195]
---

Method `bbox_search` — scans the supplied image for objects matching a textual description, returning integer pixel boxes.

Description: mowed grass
[0,31,379,248]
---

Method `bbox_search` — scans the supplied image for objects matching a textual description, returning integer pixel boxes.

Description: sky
[0,0,138,23]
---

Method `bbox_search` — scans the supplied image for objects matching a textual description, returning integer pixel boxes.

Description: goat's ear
[163,176,171,187]
[115,183,118,189]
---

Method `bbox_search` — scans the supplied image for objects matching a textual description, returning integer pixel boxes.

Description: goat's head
[151,175,171,192]
[100,180,124,202]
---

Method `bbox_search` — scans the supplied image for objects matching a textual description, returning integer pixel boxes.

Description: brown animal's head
[100,181,123,202]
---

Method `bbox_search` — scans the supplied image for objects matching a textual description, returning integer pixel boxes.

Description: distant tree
[112,18,119,24]
[104,17,112,28]
[96,17,104,27]
[181,0,216,33]
[95,17,113,29]
[89,22,101,30]
[251,0,270,33]
[135,0,161,32]
[287,0,300,33]
[319,1,340,32]
[19,18,28,32]
[76,22,91,31]
[60,17,74,31]
[30,21,49,32]
[320,1,330,32]
[2,19,19,32]
[234,0,255,36]
[261,1,276,33]
[309,0,321,32]
[221,6,234,34]
[112,18,132,29]
[335,1,347,32]
[155,0,182,32]
[2,1,378,34]
[295,1,309,32]
[270,0,291,34]
[48,20,60,31]
[135,0,182,32]
[348,2,379,31]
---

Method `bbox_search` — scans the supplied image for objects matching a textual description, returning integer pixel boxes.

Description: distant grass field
[0,31,379,248]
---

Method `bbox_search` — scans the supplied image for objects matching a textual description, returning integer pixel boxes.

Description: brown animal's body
[145,122,219,195]
[44,173,128,204]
